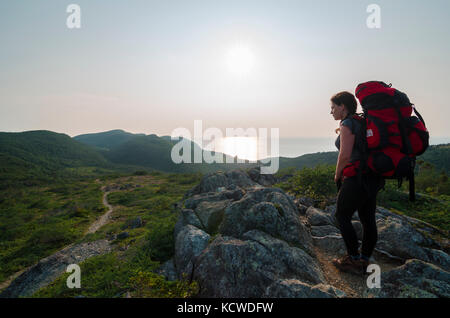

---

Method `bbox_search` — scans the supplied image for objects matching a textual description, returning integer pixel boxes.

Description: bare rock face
[183,169,259,198]
[174,225,210,279]
[219,187,312,252]
[265,280,346,298]
[365,259,450,298]
[247,166,278,187]
[193,230,323,297]
[0,240,111,298]
[306,207,334,226]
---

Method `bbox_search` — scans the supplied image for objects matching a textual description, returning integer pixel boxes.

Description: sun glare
[226,45,255,76]
[220,137,258,161]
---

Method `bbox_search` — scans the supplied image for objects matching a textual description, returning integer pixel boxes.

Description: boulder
[247,166,277,187]
[184,170,258,198]
[193,230,324,297]
[174,209,204,240]
[366,259,450,298]
[310,225,341,237]
[155,259,177,281]
[306,207,334,226]
[312,234,347,255]
[264,280,346,298]
[194,200,230,234]
[376,216,441,267]
[174,225,210,279]
[219,187,312,252]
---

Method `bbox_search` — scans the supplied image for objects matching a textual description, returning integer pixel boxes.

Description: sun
[220,137,258,161]
[225,45,255,76]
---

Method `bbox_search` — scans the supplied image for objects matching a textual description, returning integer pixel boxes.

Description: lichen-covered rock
[247,166,277,187]
[174,225,210,279]
[264,280,346,298]
[194,200,230,234]
[312,234,347,255]
[365,259,450,298]
[174,168,450,298]
[219,187,312,252]
[184,170,258,198]
[310,225,341,237]
[174,208,204,240]
[193,230,324,297]
[306,207,334,226]
[155,259,177,281]
[0,240,111,298]
[376,216,449,269]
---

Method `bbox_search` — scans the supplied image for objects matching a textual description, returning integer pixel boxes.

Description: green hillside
[418,143,450,174]
[73,129,145,150]
[105,134,183,172]
[0,131,111,187]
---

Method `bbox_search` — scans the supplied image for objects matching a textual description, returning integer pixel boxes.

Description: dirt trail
[86,188,113,234]
[0,183,114,295]
[313,246,399,297]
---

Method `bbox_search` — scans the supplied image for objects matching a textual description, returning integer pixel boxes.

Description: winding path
[86,188,113,234]
[0,184,114,297]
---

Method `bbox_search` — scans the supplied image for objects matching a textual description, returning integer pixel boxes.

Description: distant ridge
[1,130,448,188]
[73,129,145,150]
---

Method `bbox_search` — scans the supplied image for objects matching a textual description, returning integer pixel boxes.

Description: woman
[330,91,384,274]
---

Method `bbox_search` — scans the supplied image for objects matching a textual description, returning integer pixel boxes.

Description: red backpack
[354,81,429,201]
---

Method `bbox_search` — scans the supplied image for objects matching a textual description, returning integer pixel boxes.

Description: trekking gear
[353,81,429,201]
[332,254,365,275]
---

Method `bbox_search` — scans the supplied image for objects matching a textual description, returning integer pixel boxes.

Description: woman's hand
[334,172,341,184]
[335,124,355,183]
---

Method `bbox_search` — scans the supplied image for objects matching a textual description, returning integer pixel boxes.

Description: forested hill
[1,129,448,189]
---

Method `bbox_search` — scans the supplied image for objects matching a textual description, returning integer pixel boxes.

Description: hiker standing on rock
[330,91,385,274]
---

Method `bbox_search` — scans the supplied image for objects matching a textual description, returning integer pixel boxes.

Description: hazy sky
[1,0,449,138]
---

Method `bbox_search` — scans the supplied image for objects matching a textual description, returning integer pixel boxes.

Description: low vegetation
[275,162,450,233]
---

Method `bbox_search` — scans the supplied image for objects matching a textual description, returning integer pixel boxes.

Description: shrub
[278,165,336,201]
[129,271,199,298]
[145,218,177,262]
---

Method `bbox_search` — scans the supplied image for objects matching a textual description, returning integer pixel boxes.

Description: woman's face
[330,102,346,121]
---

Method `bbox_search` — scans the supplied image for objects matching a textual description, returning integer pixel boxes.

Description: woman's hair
[331,91,357,115]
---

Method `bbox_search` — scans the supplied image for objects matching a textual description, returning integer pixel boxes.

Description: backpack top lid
[355,81,396,104]
[355,81,412,110]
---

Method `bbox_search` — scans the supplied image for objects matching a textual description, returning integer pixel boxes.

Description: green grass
[378,180,450,232]
[33,248,198,298]
[0,180,105,282]
[31,172,202,297]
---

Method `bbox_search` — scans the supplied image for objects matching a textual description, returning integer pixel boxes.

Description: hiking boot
[332,255,364,275]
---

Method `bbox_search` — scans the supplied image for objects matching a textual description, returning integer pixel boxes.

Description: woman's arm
[335,124,355,183]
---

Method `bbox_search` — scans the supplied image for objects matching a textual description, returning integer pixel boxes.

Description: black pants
[335,172,384,257]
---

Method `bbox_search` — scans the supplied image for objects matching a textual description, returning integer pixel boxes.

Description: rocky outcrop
[365,259,450,298]
[172,168,325,297]
[169,168,450,298]
[0,240,111,298]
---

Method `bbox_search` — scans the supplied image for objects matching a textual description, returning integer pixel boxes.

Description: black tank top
[335,115,362,163]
